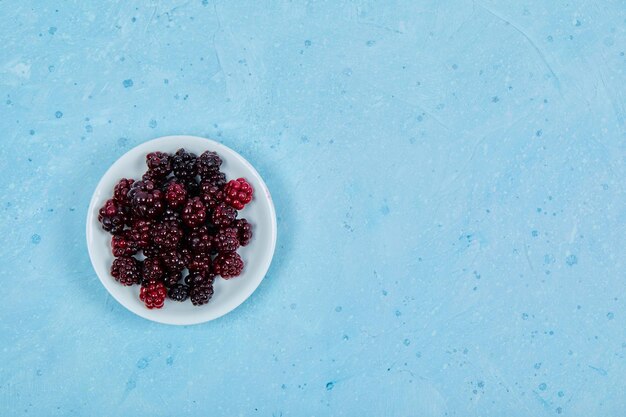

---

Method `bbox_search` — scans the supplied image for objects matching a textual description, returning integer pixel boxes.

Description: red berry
[233,219,253,246]
[224,178,254,210]
[145,151,171,178]
[139,280,167,309]
[212,227,240,253]
[165,182,187,209]
[110,257,141,286]
[113,178,134,206]
[213,251,244,279]
[211,202,237,227]
[182,197,206,228]
[111,232,139,257]
[98,199,130,234]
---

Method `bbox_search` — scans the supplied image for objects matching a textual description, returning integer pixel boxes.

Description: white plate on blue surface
[86,135,277,325]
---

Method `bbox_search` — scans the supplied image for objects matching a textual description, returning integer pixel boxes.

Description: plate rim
[85,135,277,325]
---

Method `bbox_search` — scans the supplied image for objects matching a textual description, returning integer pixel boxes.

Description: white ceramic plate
[86,135,277,325]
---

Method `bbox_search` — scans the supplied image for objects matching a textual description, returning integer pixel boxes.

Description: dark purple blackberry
[165,181,187,209]
[145,151,171,178]
[129,180,165,219]
[143,245,160,258]
[213,251,243,279]
[171,148,197,182]
[113,178,135,206]
[163,270,182,287]
[182,197,206,228]
[184,271,211,287]
[161,208,182,225]
[211,202,237,227]
[213,227,240,252]
[110,257,141,286]
[190,283,214,306]
[98,199,130,235]
[111,232,139,257]
[205,170,227,187]
[142,257,165,284]
[151,222,183,250]
[168,283,190,302]
[196,150,222,179]
[129,219,152,248]
[199,180,225,209]
[160,250,186,272]
[186,225,212,254]
[233,218,253,246]
[187,253,213,278]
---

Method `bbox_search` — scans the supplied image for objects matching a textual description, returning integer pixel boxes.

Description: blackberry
[211,202,237,227]
[199,180,225,209]
[187,253,213,278]
[145,151,171,178]
[186,225,212,254]
[163,270,182,287]
[151,222,183,250]
[165,181,187,209]
[213,251,244,279]
[161,208,182,225]
[113,178,135,206]
[190,283,214,306]
[142,245,161,258]
[204,170,227,188]
[196,150,222,179]
[233,218,253,246]
[168,283,190,302]
[98,199,130,235]
[111,232,139,257]
[213,227,240,252]
[184,271,211,288]
[182,197,206,228]
[128,219,152,248]
[224,178,254,210]
[142,257,165,284]
[171,148,197,182]
[139,280,166,309]
[160,250,186,272]
[129,180,165,219]
[110,257,141,286]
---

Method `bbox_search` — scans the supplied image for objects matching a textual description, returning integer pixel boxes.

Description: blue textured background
[1,1,625,416]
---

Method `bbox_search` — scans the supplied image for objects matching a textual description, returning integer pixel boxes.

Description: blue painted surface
[1,1,625,416]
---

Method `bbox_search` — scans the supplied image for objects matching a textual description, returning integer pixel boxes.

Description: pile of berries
[98,148,254,309]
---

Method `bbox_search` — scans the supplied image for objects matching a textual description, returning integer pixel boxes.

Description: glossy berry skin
[187,253,213,278]
[110,257,141,286]
[129,219,152,249]
[111,232,139,257]
[184,271,210,288]
[233,219,253,246]
[196,150,222,179]
[171,148,197,182]
[168,284,190,302]
[213,251,244,279]
[160,250,186,273]
[224,178,254,210]
[182,197,206,228]
[163,271,182,287]
[190,283,214,306]
[211,203,237,227]
[165,182,187,209]
[145,151,171,178]
[98,199,129,234]
[139,280,167,309]
[113,178,135,206]
[142,257,165,284]
[129,180,165,219]
[151,222,183,250]
[212,227,240,253]
[199,180,224,209]
[186,226,212,254]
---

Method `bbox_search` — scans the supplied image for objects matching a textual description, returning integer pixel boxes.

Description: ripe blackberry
[113,178,134,206]
[171,148,197,182]
[129,180,165,219]
[211,202,237,227]
[160,250,185,272]
[190,283,214,306]
[182,197,206,228]
[165,181,187,209]
[213,251,244,279]
[184,271,211,287]
[187,253,213,278]
[145,151,171,178]
[196,150,222,179]
[143,245,161,258]
[142,257,165,284]
[213,227,240,252]
[98,199,130,235]
[139,280,166,309]
[199,180,224,209]
[151,222,183,250]
[205,170,227,187]
[233,218,253,246]
[186,225,212,254]
[168,283,190,302]
[111,232,139,257]
[110,257,141,286]
[163,270,182,287]
[224,178,254,210]
[129,219,152,248]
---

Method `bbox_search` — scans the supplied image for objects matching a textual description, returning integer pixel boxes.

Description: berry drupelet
[110,257,141,286]
[129,180,165,219]
[98,199,130,234]
[224,178,254,210]
[211,202,237,227]
[233,218,253,246]
[213,251,244,279]
[182,197,206,228]
[139,280,167,309]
